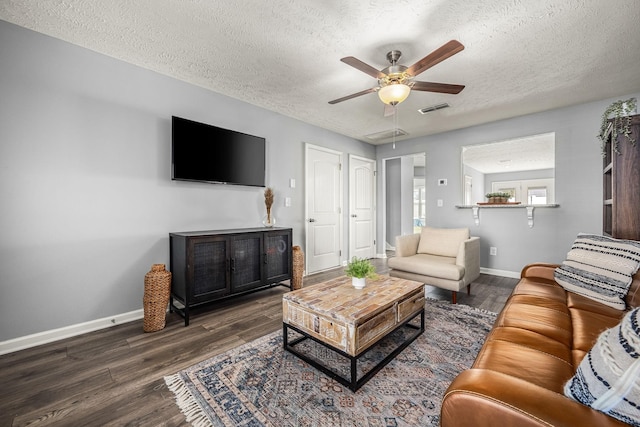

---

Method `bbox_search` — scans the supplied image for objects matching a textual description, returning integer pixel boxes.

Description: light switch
[437,199,443,207]
[289,178,296,188]
[285,197,292,207]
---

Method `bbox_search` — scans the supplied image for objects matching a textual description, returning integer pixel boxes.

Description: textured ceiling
[463,133,555,174]
[1,0,640,145]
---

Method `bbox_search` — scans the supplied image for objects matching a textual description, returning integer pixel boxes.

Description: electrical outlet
[490,247,497,256]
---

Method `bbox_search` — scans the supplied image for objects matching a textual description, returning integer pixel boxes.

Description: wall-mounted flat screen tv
[171,116,266,187]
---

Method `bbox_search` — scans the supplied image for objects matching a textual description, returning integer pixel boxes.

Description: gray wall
[0,21,374,341]
[462,164,485,204]
[376,90,640,272]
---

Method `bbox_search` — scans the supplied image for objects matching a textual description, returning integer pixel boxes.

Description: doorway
[382,153,426,250]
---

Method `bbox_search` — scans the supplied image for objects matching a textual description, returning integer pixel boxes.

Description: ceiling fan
[328,40,465,109]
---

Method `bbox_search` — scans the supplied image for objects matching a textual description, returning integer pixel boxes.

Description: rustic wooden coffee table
[282,275,425,391]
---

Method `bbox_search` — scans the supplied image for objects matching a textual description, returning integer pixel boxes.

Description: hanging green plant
[598,98,637,155]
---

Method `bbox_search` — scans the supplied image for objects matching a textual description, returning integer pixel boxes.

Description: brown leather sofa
[441,263,640,427]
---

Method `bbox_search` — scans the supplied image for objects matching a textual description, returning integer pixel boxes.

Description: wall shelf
[455,204,560,228]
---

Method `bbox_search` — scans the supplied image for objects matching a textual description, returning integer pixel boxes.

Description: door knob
[351,214,357,218]
[309,218,316,223]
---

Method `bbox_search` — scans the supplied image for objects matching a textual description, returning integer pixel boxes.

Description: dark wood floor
[0,258,519,427]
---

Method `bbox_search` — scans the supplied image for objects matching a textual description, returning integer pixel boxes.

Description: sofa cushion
[555,233,640,310]
[387,253,464,280]
[417,227,469,258]
[473,338,575,393]
[565,307,640,426]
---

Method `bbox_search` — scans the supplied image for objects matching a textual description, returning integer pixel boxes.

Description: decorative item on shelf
[262,187,275,227]
[484,192,512,204]
[292,246,304,290]
[598,98,637,155]
[344,256,378,289]
[143,264,172,333]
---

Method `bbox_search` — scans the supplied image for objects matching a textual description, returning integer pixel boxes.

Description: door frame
[304,143,344,274]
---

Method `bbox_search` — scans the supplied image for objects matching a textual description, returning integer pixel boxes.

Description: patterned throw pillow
[555,233,640,310]
[565,307,640,425]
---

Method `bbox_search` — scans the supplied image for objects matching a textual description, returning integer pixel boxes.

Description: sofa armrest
[442,369,627,427]
[520,263,561,280]
[394,233,420,257]
[456,237,480,278]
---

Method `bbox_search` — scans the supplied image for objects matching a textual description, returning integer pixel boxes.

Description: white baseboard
[376,253,388,259]
[480,267,520,279]
[0,309,144,356]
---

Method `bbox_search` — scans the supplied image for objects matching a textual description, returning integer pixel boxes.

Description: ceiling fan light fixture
[378,83,411,105]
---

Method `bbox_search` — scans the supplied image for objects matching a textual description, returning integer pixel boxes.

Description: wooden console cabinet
[170,227,292,325]
[602,114,640,240]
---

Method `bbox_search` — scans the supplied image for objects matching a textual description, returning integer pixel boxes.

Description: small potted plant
[598,98,637,154]
[485,192,511,204]
[345,257,378,289]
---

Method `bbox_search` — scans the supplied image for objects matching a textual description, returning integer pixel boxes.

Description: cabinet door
[230,234,263,293]
[264,229,292,284]
[189,236,230,302]
[612,118,640,240]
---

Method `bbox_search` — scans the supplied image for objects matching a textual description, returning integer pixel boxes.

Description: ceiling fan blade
[412,81,465,94]
[406,40,464,77]
[328,87,377,104]
[340,56,386,79]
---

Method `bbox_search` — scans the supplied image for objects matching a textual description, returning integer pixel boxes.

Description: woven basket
[292,246,304,290]
[143,264,172,332]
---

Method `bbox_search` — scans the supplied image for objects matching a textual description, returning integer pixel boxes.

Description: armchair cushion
[417,227,470,258]
[388,253,465,281]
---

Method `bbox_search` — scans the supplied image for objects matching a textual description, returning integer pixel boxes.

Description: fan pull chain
[392,105,399,149]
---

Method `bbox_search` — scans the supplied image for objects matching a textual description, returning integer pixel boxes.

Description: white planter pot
[352,277,366,289]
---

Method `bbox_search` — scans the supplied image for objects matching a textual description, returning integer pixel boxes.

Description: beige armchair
[387,227,480,303]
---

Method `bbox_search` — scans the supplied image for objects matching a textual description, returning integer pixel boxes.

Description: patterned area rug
[165,299,496,427]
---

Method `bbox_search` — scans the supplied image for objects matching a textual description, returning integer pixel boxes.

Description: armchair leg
[452,291,457,304]
[467,284,471,295]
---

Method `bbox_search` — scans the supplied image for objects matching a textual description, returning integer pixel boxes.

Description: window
[414,179,425,232]
[528,187,547,204]
[492,178,554,205]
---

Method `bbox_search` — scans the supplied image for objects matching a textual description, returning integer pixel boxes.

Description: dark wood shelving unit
[169,227,293,325]
[602,114,640,240]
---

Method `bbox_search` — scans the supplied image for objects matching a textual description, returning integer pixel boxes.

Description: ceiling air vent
[365,128,408,142]
[418,103,450,114]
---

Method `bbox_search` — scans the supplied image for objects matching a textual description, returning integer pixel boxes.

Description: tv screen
[171,116,266,187]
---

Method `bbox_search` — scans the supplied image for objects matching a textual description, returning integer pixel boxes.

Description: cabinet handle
[230,258,236,272]
[308,218,316,223]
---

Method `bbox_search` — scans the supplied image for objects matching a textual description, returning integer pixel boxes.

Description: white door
[305,144,343,274]
[349,155,376,260]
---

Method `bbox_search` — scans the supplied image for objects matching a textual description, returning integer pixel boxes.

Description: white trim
[480,267,520,279]
[0,309,144,355]
[376,253,388,259]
